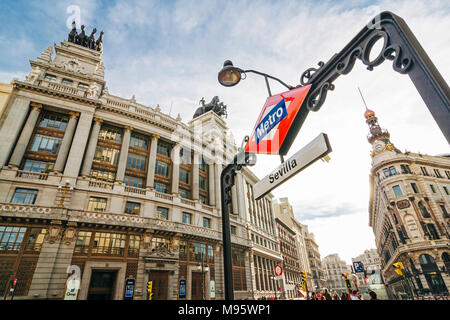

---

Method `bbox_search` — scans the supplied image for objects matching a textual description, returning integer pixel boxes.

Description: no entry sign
[274,264,283,276]
[245,85,312,155]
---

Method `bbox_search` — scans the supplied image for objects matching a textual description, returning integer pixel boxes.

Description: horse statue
[96,31,104,52]
[76,25,87,47]
[193,96,227,119]
[87,28,97,50]
[68,21,78,43]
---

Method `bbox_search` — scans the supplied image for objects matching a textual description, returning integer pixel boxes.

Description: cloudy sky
[1,0,449,264]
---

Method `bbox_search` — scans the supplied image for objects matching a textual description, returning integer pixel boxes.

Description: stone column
[63,112,95,178]
[208,163,215,206]
[53,112,79,173]
[192,151,199,201]
[0,96,31,167]
[171,143,181,195]
[80,117,102,177]
[8,102,42,167]
[146,134,159,189]
[116,125,132,183]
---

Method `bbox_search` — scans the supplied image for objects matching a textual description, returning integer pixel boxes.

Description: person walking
[323,289,333,300]
[369,291,378,300]
[350,290,360,300]
[341,292,348,300]
[332,291,340,300]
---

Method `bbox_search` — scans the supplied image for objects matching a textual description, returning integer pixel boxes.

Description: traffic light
[301,271,307,283]
[147,281,153,293]
[393,262,404,276]
[341,273,348,279]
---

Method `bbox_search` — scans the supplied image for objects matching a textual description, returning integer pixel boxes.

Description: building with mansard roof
[366,106,450,299]
[0,31,279,300]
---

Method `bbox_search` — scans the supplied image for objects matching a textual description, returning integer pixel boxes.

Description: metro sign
[245,85,312,155]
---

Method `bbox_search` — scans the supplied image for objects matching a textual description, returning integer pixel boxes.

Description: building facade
[0,36,279,300]
[304,228,326,292]
[351,249,388,299]
[0,82,13,119]
[366,107,450,299]
[322,254,348,294]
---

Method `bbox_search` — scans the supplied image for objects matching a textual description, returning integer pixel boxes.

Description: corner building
[0,38,269,300]
[365,107,450,299]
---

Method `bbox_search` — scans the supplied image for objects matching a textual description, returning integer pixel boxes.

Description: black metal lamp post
[197,250,209,300]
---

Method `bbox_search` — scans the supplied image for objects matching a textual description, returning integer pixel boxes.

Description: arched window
[419,254,435,265]
[418,202,431,218]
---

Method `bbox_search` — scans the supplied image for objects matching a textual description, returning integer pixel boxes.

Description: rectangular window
[180,148,191,164]
[124,175,144,188]
[444,186,449,195]
[411,183,420,194]
[383,168,390,178]
[125,201,140,215]
[126,153,147,171]
[392,185,403,197]
[199,157,207,172]
[44,74,56,82]
[203,217,211,229]
[401,164,411,174]
[430,184,436,193]
[199,194,208,205]
[182,212,192,224]
[0,226,27,251]
[25,228,46,251]
[92,232,126,255]
[155,160,169,177]
[179,188,191,199]
[98,126,122,143]
[38,112,69,131]
[231,225,237,235]
[434,169,442,178]
[94,146,120,165]
[157,141,171,157]
[157,206,169,220]
[29,134,62,154]
[22,159,53,174]
[77,83,89,91]
[154,181,168,194]
[446,171,450,179]
[61,78,73,86]
[130,133,148,150]
[179,168,190,184]
[87,197,107,212]
[74,231,92,254]
[421,167,429,176]
[199,176,207,190]
[151,237,170,250]
[389,166,397,176]
[11,188,38,204]
[90,169,116,183]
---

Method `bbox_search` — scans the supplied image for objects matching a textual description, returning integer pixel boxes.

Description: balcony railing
[124,186,146,195]
[89,180,114,190]
[181,198,195,207]
[155,191,173,201]
[16,170,49,180]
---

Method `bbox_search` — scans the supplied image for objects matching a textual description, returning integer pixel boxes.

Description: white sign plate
[253,132,331,200]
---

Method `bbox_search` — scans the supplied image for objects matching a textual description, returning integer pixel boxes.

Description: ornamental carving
[397,199,410,209]
[148,243,175,257]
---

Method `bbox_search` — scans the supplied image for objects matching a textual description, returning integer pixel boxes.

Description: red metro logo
[245,85,312,155]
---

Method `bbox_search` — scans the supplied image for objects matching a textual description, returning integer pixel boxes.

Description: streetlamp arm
[242,69,296,91]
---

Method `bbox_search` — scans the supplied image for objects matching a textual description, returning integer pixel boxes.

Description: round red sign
[274,264,283,276]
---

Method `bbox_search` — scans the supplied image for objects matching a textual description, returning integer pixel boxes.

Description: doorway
[148,271,169,300]
[87,270,117,300]
[191,272,203,300]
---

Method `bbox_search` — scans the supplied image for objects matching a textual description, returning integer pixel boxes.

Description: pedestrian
[311,292,317,300]
[350,290,360,300]
[341,292,348,300]
[369,291,378,300]
[323,289,332,300]
[332,291,340,300]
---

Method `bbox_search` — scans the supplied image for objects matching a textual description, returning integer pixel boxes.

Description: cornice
[30,60,105,84]
[13,80,101,107]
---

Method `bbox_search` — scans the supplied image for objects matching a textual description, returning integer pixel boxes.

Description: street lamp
[218,60,296,96]
[197,251,210,300]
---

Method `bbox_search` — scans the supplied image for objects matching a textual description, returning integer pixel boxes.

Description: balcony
[124,185,146,195]
[16,170,49,181]
[88,180,114,190]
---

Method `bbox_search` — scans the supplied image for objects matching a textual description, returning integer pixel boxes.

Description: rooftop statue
[67,21,103,51]
[193,96,228,119]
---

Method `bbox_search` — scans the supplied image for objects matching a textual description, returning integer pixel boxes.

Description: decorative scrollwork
[300,61,324,85]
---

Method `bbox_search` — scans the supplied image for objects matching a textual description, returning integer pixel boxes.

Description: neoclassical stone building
[322,253,348,294]
[366,107,450,298]
[0,36,276,300]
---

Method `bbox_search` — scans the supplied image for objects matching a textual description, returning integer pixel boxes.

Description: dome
[364,108,375,118]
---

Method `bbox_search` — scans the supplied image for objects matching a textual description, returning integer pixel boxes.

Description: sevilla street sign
[253,132,332,200]
[245,85,312,155]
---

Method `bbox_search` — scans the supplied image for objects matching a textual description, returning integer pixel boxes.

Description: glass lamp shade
[218,60,242,87]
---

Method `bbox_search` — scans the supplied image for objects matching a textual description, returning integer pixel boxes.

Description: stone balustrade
[16,170,49,181]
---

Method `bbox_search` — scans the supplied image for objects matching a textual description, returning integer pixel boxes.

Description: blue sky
[1,0,449,263]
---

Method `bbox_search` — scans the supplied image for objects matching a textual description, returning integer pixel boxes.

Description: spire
[358,87,390,144]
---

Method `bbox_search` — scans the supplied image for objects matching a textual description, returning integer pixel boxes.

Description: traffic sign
[245,85,312,155]
[274,264,283,276]
[253,132,331,200]
[353,261,365,273]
